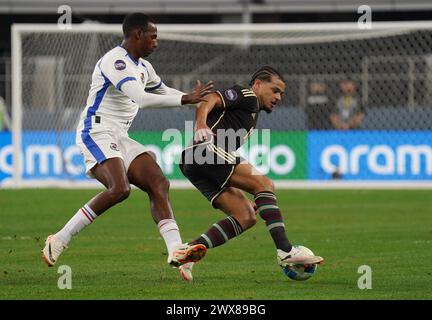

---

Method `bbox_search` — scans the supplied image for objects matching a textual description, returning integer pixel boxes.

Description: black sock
[254,191,292,252]
[189,216,243,248]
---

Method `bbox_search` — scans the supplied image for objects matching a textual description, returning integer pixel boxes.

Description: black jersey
[208,85,260,152]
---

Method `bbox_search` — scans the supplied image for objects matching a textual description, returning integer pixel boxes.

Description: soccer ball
[282,245,317,281]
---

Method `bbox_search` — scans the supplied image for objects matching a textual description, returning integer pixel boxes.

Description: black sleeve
[217,85,258,111]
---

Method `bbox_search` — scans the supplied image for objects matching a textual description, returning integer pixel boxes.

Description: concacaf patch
[114,60,126,70]
[225,89,238,101]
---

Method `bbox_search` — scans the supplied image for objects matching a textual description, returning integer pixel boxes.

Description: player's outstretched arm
[120,79,213,109]
[148,81,213,100]
[149,83,185,96]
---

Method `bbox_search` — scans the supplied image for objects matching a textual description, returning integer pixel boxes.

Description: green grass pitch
[1,189,431,300]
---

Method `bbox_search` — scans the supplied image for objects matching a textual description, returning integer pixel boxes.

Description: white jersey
[77,45,183,133]
[76,45,185,170]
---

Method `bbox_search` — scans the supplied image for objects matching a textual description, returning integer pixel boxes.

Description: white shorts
[76,123,156,178]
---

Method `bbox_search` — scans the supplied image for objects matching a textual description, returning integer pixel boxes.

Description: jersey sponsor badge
[225,89,238,101]
[114,60,126,70]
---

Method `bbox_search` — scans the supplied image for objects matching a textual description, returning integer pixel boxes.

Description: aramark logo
[321,144,432,176]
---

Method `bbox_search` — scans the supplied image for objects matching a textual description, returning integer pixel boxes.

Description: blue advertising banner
[308,131,432,180]
[1,131,432,184]
[20,131,86,180]
[0,131,88,182]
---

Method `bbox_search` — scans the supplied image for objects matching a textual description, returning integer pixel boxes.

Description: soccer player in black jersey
[178,66,323,279]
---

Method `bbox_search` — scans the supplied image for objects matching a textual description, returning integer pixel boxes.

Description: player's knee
[254,176,274,194]
[116,185,131,202]
[108,184,131,203]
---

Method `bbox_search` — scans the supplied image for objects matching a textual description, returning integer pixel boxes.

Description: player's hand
[182,80,214,105]
[194,126,214,143]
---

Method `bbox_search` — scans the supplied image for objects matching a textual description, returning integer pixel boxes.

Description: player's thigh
[226,162,274,194]
[213,187,256,229]
[127,152,168,194]
[119,135,157,172]
[91,157,129,189]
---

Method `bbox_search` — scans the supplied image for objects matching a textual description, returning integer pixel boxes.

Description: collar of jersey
[117,45,139,66]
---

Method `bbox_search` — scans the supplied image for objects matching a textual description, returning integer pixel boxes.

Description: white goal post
[8,21,432,188]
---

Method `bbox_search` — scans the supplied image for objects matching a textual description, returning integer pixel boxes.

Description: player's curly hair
[249,66,285,86]
[122,13,155,38]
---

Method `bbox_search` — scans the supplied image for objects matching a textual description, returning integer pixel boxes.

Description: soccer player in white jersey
[41,13,212,281]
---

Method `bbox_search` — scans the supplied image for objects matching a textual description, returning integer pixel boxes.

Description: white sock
[55,204,97,245]
[158,219,182,254]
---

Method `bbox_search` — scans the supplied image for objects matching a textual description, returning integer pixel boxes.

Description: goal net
[8,22,432,187]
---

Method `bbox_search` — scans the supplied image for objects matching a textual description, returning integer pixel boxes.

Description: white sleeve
[121,80,182,108]
[147,82,185,95]
[100,54,182,108]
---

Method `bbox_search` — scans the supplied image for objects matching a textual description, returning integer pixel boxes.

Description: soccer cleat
[41,235,67,267]
[179,262,194,282]
[168,243,206,268]
[277,247,324,267]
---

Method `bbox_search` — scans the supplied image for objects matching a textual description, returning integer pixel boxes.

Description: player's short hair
[122,13,155,38]
[249,66,285,86]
